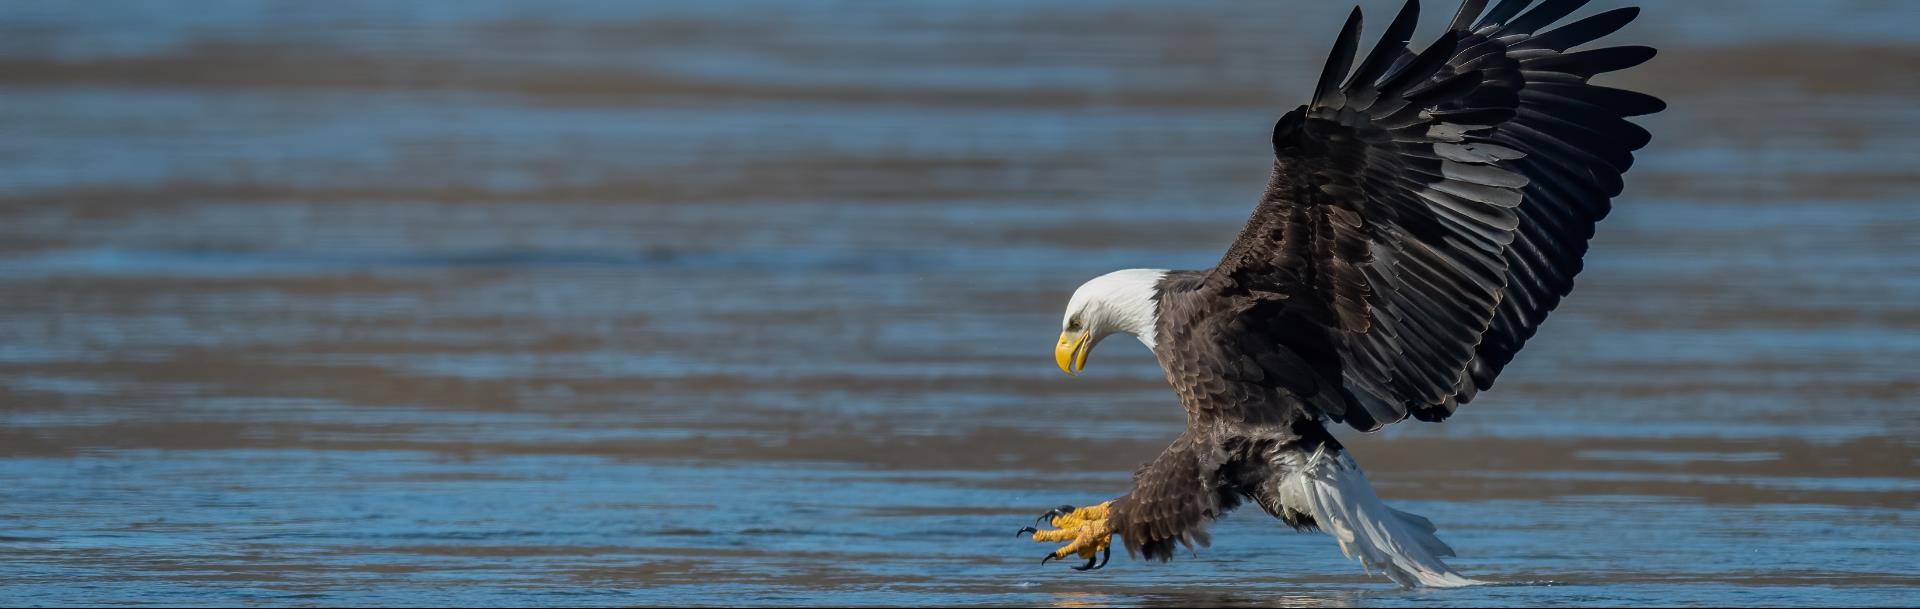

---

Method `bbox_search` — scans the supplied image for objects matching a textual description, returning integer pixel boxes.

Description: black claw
[1040,553,1057,566]
[1071,554,1098,571]
[1016,526,1037,537]
[1037,504,1077,524]
[1093,547,1111,570]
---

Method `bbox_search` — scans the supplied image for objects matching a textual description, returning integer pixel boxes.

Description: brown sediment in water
[4,404,1911,508]
[1608,42,1920,97]
[1635,170,1920,202]
[0,155,1107,216]
[0,41,1273,111]
[3,28,1916,103]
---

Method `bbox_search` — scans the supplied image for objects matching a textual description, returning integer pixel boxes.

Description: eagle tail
[1278,447,1484,588]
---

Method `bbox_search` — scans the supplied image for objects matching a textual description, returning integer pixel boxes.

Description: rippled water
[1,1,1916,606]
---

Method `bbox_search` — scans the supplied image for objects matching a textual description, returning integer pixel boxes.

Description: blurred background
[0,0,1915,606]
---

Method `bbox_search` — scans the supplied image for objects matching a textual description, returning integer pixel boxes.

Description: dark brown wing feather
[1449,4,1664,408]
[1208,0,1661,430]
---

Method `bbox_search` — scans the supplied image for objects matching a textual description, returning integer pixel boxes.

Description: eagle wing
[1209,0,1662,430]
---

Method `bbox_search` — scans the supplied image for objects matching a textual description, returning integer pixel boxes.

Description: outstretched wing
[1445,0,1663,407]
[1208,0,1661,430]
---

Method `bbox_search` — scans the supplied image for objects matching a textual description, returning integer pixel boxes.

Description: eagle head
[1056,268,1167,375]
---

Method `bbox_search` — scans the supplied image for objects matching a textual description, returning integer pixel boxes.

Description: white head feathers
[1062,268,1168,350]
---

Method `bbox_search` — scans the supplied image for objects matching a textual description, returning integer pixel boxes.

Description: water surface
[0,1,1916,606]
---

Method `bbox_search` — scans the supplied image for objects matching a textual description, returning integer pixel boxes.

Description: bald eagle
[1018,0,1663,587]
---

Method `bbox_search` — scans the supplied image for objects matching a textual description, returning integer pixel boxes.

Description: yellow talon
[1029,502,1114,566]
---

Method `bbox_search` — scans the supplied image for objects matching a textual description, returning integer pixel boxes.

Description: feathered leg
[1022,431,1242,567]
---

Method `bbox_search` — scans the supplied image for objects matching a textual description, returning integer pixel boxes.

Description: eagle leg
[1024,501,1114,570]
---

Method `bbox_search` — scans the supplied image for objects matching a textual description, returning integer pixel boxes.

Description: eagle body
[1110,269,1350,552]
[1031,0,1663,587]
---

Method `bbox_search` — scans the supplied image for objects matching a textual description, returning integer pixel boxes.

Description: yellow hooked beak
[1055,330,1091,375]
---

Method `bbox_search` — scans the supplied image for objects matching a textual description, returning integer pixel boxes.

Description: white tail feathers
[1281,448,1484,588]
